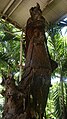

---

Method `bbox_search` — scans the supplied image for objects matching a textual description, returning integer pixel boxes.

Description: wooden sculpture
[2,3,58,119]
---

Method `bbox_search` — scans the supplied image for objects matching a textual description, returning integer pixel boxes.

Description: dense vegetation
[0,17,67,119]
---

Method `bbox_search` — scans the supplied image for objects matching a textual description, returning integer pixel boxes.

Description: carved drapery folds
[2,3,58,119]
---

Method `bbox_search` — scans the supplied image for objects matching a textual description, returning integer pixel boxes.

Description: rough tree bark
[2,3,58,119]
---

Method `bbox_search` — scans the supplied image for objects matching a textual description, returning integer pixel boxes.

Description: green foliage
[46,22,67,119]
[46,82,67,119]
[47,23,67,77]
[0,18,25,75]
[0,84,4,119]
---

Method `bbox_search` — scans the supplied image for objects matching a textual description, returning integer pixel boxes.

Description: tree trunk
[2,3,58,119]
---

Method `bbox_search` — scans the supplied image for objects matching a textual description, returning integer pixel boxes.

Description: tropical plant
[46,21,67,119]
[46,81,67,119]
[0,18,24,75]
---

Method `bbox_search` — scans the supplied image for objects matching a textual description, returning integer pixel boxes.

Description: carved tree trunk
[2,3,58,119]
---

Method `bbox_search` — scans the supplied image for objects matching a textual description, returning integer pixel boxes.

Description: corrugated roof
[0,0,67,29]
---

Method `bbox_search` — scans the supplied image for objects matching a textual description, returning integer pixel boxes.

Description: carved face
[30,3,42,20]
